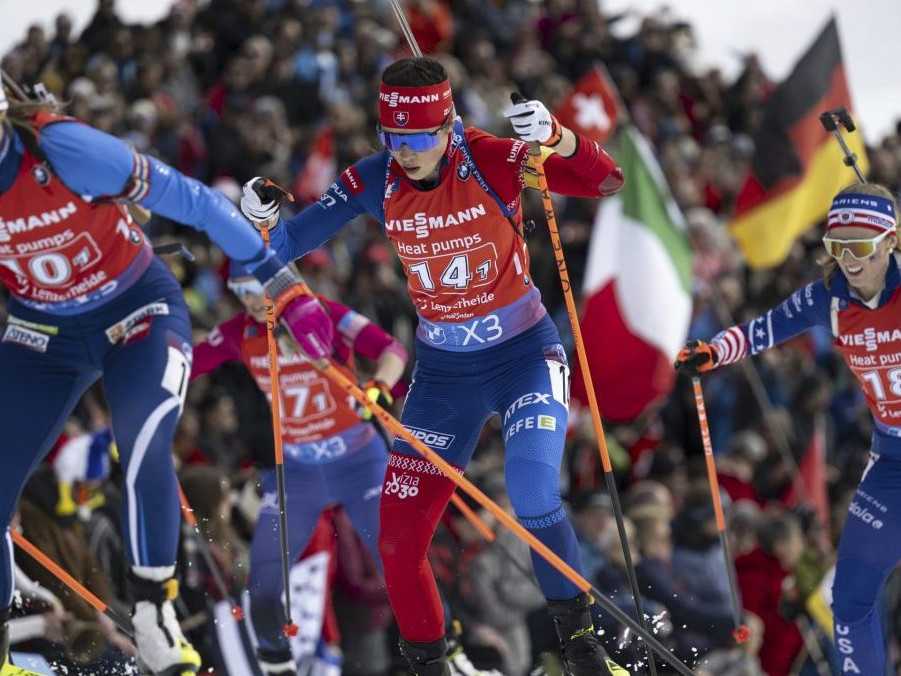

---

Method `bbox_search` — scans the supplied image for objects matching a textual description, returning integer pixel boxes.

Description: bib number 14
[407,245,498,294]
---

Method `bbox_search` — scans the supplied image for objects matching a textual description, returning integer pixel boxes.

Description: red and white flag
[554,65,624,145]
[295,126,337,203]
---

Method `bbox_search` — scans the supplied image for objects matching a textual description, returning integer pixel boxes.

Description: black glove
[674,339,718,376]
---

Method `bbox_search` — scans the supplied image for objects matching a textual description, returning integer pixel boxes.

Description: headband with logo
[827,193,897,233]
[378,80,453,130]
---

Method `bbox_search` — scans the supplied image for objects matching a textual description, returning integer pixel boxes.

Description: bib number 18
[861,368,901,402]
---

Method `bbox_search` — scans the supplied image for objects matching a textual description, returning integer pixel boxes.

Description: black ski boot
[258,647,297,676]
[399,636,451,676]
[548,594,631,676]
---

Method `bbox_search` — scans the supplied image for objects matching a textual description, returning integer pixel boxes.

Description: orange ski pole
[511,92,657,675]
[260,215,299,638]
[311,360,693,676]
[692,376,751,644]
[448,493,495,543]
[12,531,134,639]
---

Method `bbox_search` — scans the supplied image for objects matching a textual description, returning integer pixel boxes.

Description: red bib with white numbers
[381,125,544,351]
[833,287,901,429]
[0,113,150,311]
[238,315,362,444]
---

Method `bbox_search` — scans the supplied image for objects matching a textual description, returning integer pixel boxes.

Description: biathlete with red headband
[677,183,901,676]
[238,57,629,676]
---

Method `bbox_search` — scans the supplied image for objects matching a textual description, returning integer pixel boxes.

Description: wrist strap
[545,117,563,148]
[272,284,309,317]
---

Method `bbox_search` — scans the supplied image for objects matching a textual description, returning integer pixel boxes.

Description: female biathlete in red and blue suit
[238,57,629,676]
[0,83,330,675]
[677,183,901,675]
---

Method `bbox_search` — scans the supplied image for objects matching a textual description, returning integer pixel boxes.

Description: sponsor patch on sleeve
[341,166,365,195]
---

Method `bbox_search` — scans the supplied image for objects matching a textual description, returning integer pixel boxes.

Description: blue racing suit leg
[832,452,901,675]
[249,464,328,657]
[0,319,98,608]
[488,319,584,600]
[323,432,388,565]
[100,297,192,571]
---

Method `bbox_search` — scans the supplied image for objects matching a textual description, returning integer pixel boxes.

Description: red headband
[378,80,453,130]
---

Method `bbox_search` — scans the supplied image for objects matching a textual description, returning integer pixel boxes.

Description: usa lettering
[834,624,861,674]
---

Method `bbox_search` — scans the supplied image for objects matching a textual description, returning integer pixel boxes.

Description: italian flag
[571,126,693,422]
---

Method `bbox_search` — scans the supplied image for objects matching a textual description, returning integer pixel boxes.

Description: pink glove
[274,288,333,361]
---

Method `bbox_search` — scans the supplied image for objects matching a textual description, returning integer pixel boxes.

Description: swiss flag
[295,126,337,203]
[554,65,623,144]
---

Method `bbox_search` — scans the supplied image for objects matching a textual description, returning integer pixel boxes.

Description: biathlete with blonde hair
[238,56,629,676]
[0,78,329,676]
[677,182,901,675]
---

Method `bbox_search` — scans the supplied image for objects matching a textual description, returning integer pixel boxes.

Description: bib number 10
[1,252,72,287]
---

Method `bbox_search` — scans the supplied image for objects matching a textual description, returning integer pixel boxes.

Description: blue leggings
[393,315,583,601]
[0,259,192,607]
[248,434,387,654]
[833,452,901,675]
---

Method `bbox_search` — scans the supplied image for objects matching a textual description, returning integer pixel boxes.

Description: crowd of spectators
[4,0,901,674]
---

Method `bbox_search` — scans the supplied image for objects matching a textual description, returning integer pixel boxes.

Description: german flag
[730,18,868,268]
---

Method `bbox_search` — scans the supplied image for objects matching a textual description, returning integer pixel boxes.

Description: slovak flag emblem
[394,111,409,127]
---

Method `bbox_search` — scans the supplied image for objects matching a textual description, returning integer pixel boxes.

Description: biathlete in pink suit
[677,182,901,675]
[238,57,629,676]
[191,265,406,676]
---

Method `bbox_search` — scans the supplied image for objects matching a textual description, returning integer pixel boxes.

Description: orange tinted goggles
[822,229,893,260]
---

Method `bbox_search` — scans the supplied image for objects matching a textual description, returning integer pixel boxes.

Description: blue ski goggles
[377,127,444,152]
[377,114,451,153]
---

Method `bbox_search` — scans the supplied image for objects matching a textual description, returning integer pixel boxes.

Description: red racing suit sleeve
[190,313,245,381]
[467,127,624,204]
